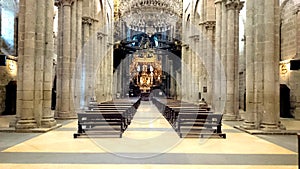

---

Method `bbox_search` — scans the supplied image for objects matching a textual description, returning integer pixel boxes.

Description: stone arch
[280,0,292,9]
[194,0,201,20]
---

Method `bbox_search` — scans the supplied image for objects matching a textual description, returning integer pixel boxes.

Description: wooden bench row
[152,98,226,138]
[74,98,141,138]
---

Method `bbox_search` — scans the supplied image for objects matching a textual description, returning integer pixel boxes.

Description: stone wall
[280,0,300,119]
[281,0,298,60]
[0,58,17,115]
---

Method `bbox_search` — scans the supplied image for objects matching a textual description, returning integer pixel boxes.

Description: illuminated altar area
[130,49,162,93]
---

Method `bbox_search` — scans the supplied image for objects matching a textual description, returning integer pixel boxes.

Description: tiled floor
[0,101,299,169]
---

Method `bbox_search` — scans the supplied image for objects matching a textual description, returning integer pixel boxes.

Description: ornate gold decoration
[130,49,162,92]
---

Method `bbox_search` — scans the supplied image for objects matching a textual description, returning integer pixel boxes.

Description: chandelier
[119,0,182,35]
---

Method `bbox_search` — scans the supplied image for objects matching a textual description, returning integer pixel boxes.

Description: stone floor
[0,101,299,169]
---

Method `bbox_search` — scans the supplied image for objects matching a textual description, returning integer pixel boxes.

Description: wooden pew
[74,98,141,138]
[177,113,226,138]
[152,98,226,138]
[74,111,126,138]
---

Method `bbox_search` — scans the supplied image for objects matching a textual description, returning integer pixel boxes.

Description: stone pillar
[294,6,300,119]
[82,16,92,105]
[260,0,280,130]
[193,36,200,102]
[56,0,76,119]
[214,0,222,112]
[223,0,242,120]
[242,0,255,129]
[193,35,200,102]
[69,0,76,113]
[90,17,99,99]
[55,0,62,116]
[169,60,175,97]
[104,39,109,101]
[100,33,107,102]
[16,0,57,129]
[181,45,187,101]
[176,71,181,100]
[182,10,189,102]
[42,0,57,127]
[242,0,281,130]
[107,43,114,101]
[74,0,82,111]
[220,0,228,112]
[205,21,215,105]
[101,33,106,102]
[198,30,203,100]
[16,0,37,129]
[13,0,25,127]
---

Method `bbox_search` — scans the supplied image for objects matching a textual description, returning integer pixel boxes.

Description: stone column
[188,48,193,100]
[56,0,76,118]
[223,0,241,120]
[220,0,228,112]
[214,0,222,112]
[260,0,280,130]
[242,0,255,129]
[42,0,57,127]
[16,0,37,129]
[205,21,215,105]
[193,34,199,102]
[69,0,76,113]
[82,16,92,105]
[294,6,300,119]
[107,43,114,101]
[197,23,202,101]
[95,33,102,101]
[16,0,57,129]
[181,45,187,101]
[55,0,62,116]
[100,33,106,102]
[176,71,181,100]
[182,11,189,101]
[193,35,200,102]
[13,0,25,127]
[100,33,107,102]
[242,0,281,130]
[74,0,82,111]
[104,38,109,101]
[169,60,175,97]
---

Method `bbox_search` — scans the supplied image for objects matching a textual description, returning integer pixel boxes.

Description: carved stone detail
[82,16,92,25]
[205,21,216,30]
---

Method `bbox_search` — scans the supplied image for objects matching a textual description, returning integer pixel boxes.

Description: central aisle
[91,101,181,157]
[125,100,178,139]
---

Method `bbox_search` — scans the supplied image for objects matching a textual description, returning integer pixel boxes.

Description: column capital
[59,0,74,6]
[82,16,93,25]
[205,21,216,30]
[97,32,108,40]
[225,0,239,10]
[188,35,200,42]
[237,1,245,11]
[54,0,61,7]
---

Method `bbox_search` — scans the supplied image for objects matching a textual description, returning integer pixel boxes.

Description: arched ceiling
[117,0,183,35]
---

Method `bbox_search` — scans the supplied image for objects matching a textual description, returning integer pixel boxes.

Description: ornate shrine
[130,49,162,93]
